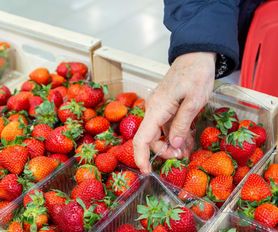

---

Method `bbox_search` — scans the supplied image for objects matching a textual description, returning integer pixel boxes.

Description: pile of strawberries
[158,107,267,212]
[235,163,278,229]
[0,61,146,231]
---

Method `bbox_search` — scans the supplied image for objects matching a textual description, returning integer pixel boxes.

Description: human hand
[133,52,216,174]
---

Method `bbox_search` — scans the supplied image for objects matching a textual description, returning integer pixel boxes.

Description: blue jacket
[164,0,264,77]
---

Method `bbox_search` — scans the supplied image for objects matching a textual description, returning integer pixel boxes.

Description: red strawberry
[50,73,66,88]
[48,153,69,163]
[7,220,24,232]
[187,150,212,170]
[74,143,98,165]
[48,203,65,225]
[214,107,239,135]
[200,127,221,151]
[220,128,256,166]
[53,86,67,99]
[0,85,11,105]
[208,175,233,202]
[0,174,23,201]
[21,80,37,92]
[70,72,86,82]
[44,190,68,212]
[264,164,278,184]
[239,119,256,129]
[56,62,71,78]
[190,200,215,220]
[93,201,108,216]
[116,140,138,168]
[248,147,264,168]
[0,201,13,226]
[77,133,95,146]
[69,62,88,78]
[75,164,101,184]
[241,174,272,202]
[7,91,31,111]
[58,100,85,123]
[48,89,63,108]
[29,67,50,85]
[0,145,28,175]
[32,124,53,140]
[28,95,43,116]
[233,166,250,186]
[254,203,278,228]
[24,138,45,158]
[160,159,187,188]
[249,125,267,147]
[95,152,118,173]
[82,108,96,122]
[116,92,138,107]
[116,224,137,232]
[133,98,145,111]
[104,101,128,122]
[106,170,139,196]
[94,129,122,153]
[85,116,110,135]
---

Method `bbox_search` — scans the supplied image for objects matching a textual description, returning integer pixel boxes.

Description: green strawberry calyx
[34,100,58,127]
[129,106,144,117]
[111,171,129,192]
[226,127,256,148]
[214,108,238,135]
[95,128,122,146]
[22,204,47,232]
[161,158,185,176]
[64,118,84,141]
[74,143,97,165]
[32,84,51,100]
[60,100,85,119]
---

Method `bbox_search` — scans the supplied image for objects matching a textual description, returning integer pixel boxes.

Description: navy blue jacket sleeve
[164,0,240,78]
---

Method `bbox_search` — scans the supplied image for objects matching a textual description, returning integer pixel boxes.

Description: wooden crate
[0,10,101,90]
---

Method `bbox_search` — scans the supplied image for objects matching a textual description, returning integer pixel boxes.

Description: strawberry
[254,203,278,228]
[8,113,28,125]
[82,108,96,122]
[239,119,256,129]
[95,152,118,173]
[23,189,44,207]
[264,164,278,184]
[58,100,85,123]
[249,125,267,147]
[22,205,48,231]
[29,67,50,85]
[48,203,65,226]
[0,85,11,105]
[116,224,137,232]
[233,166,250,186]
[116,140,138,168]
[133,98,145,111]
[44,190,68,212]
[119,108,144,140]
[181,169,208,198]
[72,179,105,206]
[201,151,235,176]
[0,174,23,201]
[190,149,213,162]
[56,62,88,79]
[116,92,138,107]
[56,62,71,78]
[85,116,110,135]
[1,120,24,142]
[220,128,256,166]
[7,92,32,111]
[77,133,95,146]
[160,159,187,188]
[190,200,215,220]
[32,124,53,140]
[0,201,13,226]
[23,138,45,158]
[7,220,24,232]
[214,107,239,135]
[75,164,101,184]
[104,101,128,122]
[24,156,59,182]
[67,82,104,108]
[70,72,86,82]
[53,86,67,99]
[21,80,37,92]
[93,201,108,216]
[48,153,69,163]
[153,225,168,232]
[34,101,58,127]
[164,206,197,232]
[207,175,233,202]
[48,89,63,108]
[94,129,122,153]
[28,95,43,116]
[74,143,98,165]
[106,170,139,196]
[248,147,264,168]
[241,174,272,202]
[0,145,28,174]
[50,74,65,88]
[200,127,221,151]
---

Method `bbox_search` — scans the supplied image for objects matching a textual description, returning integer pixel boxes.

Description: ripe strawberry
[48,89,63,108]
[93,201,108,216]
[7,220,24,232]
[119,110,144,140]
[48,203,65,225]
[220,128,256,166]
[29,95,44,116]
[50,73,66,88]
[164,206,197,232]
[8,113,28,125]
[116,140,138,168]
[67,82,104,108]
[190,149,213,162]
[160,159,187,188]
[0,85,11,105]
[22,205,48,231]
[1,120,24,142]
[264,164,278,184]
[23,189,44,207]
[133,98,145,111]
[48,153,69,163]
[116,224,137,232]
[85,116,110,135]
[239,119,256,129]
[77,133,94,146]
[153,225,168,232]
[181,169,208,198]
[70,72,86,82]
[201,151,235,176]
[233,166,250,186]
[75,164,101,184]
[200,127,221,151]
[116,92,138,107]
[24,156,59,182]
[254,203,278,228]
[94,129,122,153]
[190,200,215,220]
[0,201,13,226]
[82,108,96,122]
[208,175,233,202]
[29,67,50,85]
[58,100,85,123]
[57,62,88,79]
[56,62,71,78]
[32,124,53,140]
[44,190,68,212]
[214,107,239,135]
[72,179,105,206]
[241,174,272,202]
[95,152,118,173]
[0,145,28,174]
[74,143,98,165]
[21,80,37,92]
[106,170,139,196]
[248,147,264,168]
[0,174,23,201]
[249,125,267,147]
[53,86,67,99]
[23,138,45,158]
[104,101,128,122]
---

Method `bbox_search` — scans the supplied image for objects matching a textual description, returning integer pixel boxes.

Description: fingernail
[173,148,182,158]
[172,137,184,149]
